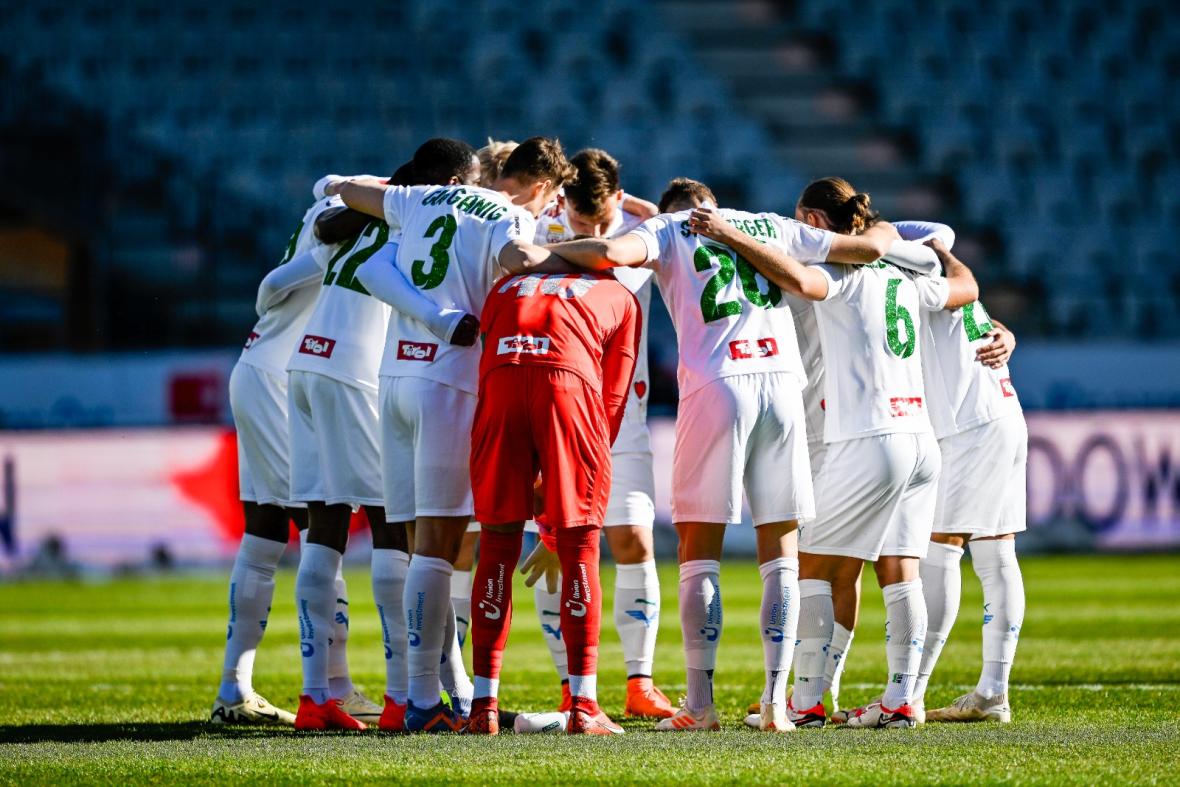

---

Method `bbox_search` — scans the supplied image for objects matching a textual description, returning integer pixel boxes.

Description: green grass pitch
[0,554,1177,784]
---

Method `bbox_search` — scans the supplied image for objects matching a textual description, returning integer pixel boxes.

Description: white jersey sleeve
[914,275,951,312]
[633,209,807,398]
[378,184,536,393]
[811,262,933,443]
[239,196,343,376]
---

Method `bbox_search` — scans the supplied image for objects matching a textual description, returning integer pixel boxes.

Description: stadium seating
[0,0,1175,350]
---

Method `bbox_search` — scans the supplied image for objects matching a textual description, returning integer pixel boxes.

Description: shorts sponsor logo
[398,340,437,362]
[1000,377,1016,397]
[498,335,551,355]
[299,334,335,358]
[728,337,779,360]
[243,331,260,349]
[889,396,924,417]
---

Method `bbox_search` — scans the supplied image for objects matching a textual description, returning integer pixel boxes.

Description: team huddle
[210,134,1027,735]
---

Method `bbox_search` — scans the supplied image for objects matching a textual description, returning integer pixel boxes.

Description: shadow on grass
[0,722,310,744]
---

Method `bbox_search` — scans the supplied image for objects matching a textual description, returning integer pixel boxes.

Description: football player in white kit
[311,140,491,732]
[549,178,943,732]
[893,227,1028,724]
[330,136,576,732]
[530,148,674,719]
[689,178,979,729]
[286,157,440,731]
[211,187,362,726]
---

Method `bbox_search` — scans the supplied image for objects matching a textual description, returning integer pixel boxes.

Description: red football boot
[294,695,367,731]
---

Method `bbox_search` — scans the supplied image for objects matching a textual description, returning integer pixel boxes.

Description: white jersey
[378,184,536,394]
[285,217,393,392]
[631,209,832,398]
[812,261,941,443]
[785,292,826,446]
[537,203,652,454]
[920,296,1022,438]
[239,197,341,376]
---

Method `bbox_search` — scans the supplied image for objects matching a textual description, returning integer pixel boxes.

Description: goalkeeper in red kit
[466,270,640,735]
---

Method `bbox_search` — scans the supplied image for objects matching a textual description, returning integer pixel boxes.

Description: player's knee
[606,526,653,564]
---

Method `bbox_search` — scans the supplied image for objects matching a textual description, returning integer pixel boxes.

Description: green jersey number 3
[694,245,782,323]
[412,214,458,290]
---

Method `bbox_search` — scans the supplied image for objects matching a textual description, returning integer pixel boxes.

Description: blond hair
[477,138,518,187]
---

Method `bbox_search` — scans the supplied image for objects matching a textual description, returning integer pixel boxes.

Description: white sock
[371,548,410,703]
[451,569,473,649]
[404,555,453,709]
[758,557,799,706]
[881,579,927,709]
[569,674,597,702]
[679,559,721,713]
[327,559,353,700]
[439,600,474,701]
[218,534,286,703]
[970,539,1025,698]
[473,676,499,700]
[295,543,342,704]
[614,560,661,678]
[792,579,833,710]
[824,623,854,708]
[535,579,569,682]
[915,541,964,702]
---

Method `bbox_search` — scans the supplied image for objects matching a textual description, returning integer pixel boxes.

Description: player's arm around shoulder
[689,207,829,301]
[329,176,396,224]
[924,237,979,309]
[546,233,651,272]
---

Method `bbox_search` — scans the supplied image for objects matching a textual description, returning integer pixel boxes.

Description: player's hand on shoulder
[976,325,1016,368]
[687,207,732,242]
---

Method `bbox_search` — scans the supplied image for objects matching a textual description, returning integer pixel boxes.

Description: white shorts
[230,362,300,507]
[807,441,827,486]
[801,431,941,562]
[380,376,474,522]
[605,450,656,528]
[934,414,1028,537]
[288,370,383,507]
[672,373,815,526]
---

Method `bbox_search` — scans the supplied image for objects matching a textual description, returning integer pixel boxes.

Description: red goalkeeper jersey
[479,271,641,441]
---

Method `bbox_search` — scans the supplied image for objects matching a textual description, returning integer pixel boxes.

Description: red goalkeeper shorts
[471,365,612,528]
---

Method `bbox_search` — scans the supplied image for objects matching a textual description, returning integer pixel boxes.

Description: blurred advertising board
[0,411,1177,568]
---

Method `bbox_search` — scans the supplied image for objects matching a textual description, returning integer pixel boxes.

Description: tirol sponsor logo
[728,337,779,360]
[398,341,437,362]
[243,331,260,349]
[299,334,335,358]
[497,335,551,356]
[1000,377,1016,398]
[889,396,924,417]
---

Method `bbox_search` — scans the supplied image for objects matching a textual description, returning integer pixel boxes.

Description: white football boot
[654,700,721,731]
[741,702,795,732]
[336,688,384,723]
[841,700,918,729]
[926,692,1011,723]
[209,693,296,726]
